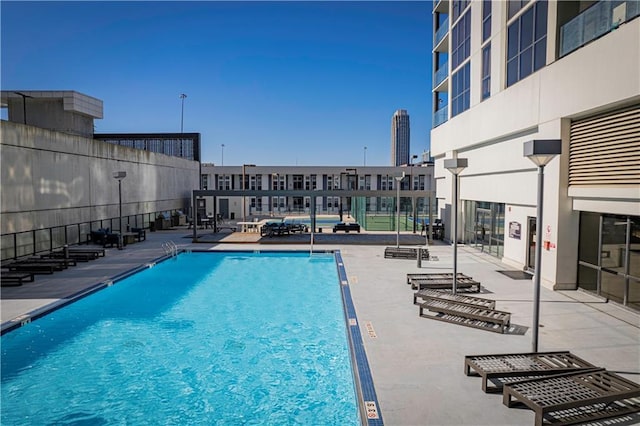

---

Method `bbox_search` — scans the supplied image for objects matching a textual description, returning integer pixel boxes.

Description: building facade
[391,109,411,166]
[200,164,434,230]
[430,0,639,310]
[95,133,201,162]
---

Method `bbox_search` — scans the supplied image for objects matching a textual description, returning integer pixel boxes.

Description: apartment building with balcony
[199,164,435,230]
[430,0,639,310]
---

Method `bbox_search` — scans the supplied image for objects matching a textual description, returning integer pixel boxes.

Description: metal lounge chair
[410,276,481,292]
[18,257,77,268]
[5,262,58,274]
[419,299,511,333]
[413,289,496,309]
[43,250,100,261]
[1,271,35,286]
[464,351,596,393]
[385,247,428,259]
[406,272,469,285]
[503,369,640,426]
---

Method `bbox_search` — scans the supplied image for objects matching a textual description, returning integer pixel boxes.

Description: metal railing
[433,107,448,128]
[434,17,449,47]
[560,0,640,57]
[434,62,449,89]
[1,209,183,261]
[161,241,178,257]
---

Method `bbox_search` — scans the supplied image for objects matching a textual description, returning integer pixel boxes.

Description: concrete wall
[1,120,200,235]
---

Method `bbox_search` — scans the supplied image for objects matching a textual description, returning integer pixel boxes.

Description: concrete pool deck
[2,227,639,425]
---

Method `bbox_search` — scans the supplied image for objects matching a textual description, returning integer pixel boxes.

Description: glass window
[481,44,491,100]
[508,0,530,19]
[482,0,491,42]
[577,265,598,292]
[452,0,470,22]
[578,212,600,265]
[631,217,640,281]
[520,7,534,48]
[452,10,471,69]
[519,46,533,79]
[506,0,547,87]
[630,277,640,312]
[601,270,626,304]
[507,21,519,60]
[452,63,470,117]
[602,216,627,274]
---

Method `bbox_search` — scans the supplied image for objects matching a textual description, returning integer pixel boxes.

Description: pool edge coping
[0,252,177,335]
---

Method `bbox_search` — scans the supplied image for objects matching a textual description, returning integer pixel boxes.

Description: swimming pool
[1,251,377,425]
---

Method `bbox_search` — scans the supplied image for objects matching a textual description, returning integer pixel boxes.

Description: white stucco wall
[1,121,200,234]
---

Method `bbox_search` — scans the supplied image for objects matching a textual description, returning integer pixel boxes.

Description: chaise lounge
[464,351,596,393]
[1,271,35,286]
[503,368,640,425]
[385,246,428,259]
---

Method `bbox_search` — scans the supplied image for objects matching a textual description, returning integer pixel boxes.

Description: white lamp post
[221,144,225,166]
[113,171,127,250]
[364,146,367,166]
[444,158,467,295]
[395,172,405,248]
[524,139,561,352]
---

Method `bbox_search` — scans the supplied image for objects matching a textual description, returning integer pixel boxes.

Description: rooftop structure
[1,90,103,138]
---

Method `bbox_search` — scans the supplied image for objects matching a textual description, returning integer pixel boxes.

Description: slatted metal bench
[19,257,77,268]
[414,289,496,309]
[1,271,35,286]
[503,369,640,426]
[407,272,470,286]
[5,263,58,274]
[464,351,596,393]
[419,299,511,333]
[384,247,429,260]
[410,276,481,292]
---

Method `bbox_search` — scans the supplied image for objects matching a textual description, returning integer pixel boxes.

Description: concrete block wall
[0,120,200,235]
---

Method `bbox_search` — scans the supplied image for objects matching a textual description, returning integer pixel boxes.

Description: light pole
[180,93,187,132]
[444,158,468,295]
[364,146,367,166]
[395,172,405,248]
[113,171,127,250]
[221,144,225,166]
[524,139,561,352]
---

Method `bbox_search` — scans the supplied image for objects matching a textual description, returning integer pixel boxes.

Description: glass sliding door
[462,200,504,259]
[578,212,640,312]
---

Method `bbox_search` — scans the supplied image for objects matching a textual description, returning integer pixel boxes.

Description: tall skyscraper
[391,109,410,166]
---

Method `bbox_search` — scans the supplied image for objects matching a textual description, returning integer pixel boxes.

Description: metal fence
[1,209,184,261]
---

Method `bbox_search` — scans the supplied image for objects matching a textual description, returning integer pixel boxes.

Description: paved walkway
[2,228,639,425]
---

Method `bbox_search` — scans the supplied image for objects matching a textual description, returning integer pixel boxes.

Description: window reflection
[601,270,625,304]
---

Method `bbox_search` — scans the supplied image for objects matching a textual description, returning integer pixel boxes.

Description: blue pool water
[1,252,360,425]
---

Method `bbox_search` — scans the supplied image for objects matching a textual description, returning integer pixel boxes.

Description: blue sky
[2,1,433,166]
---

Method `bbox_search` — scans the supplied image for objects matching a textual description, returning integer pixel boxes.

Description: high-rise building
[430,0,639,310]
[391,109,410,166]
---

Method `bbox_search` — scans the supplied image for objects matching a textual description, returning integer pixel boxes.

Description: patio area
[2,228,638,425]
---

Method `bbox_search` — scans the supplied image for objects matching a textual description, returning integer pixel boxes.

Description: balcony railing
[560,0,640,57]
[432,107,448,128]
[434,17,449,47]
[433,62,449,89]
